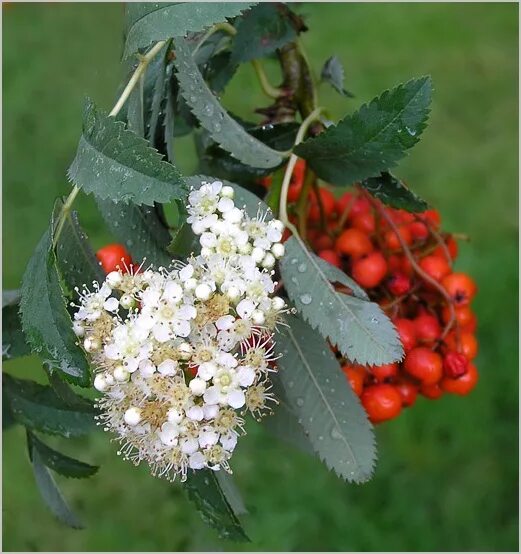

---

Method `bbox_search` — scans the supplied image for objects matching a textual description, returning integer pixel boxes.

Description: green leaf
[214,472,248,516]
[68,98,186,206]
[280,236,403,365]
[3,385,17,430]
[204,51,238,95]
[54,200,105,296]
[321,55,354,98]
[147,45,170,146]
[124,2,254,59]
[127,79,145,137]
[4,374,97,438]
[45,369,97,411]
[19,223,91,386]
[167,221,200,259]
[174,38,283,169]
[231,3,297,63]
[184,470,249,542]
[96,198,173,268]
[295,76,432,185]
[28,435,83,529]
[361,171,429,212]
[27,431,98,479]
[3,293,31,361]
[275,314,376,483]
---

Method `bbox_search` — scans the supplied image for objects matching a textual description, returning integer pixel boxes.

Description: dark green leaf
[19,223,91,386]
[361,171,429,212]
[27,432,98,479]
[3,385,17,430]
[127,78,145,137]
[96,198,173,268]
[214,472,248,516]
[45,369,97,411]
[204,51,238,95]
[167,221,200,259]
[4,374,97,438]
[184,469,249,542]
[124,2,254,59]
[174,38,283,169]
[231,3,297,63]
[147,45,170,146]
[68,98,186,206]
[321,55,354,97]
[275,314,376,483]
[295,76,432,185]
[280,236,403,365]
[3,301,31,361]
[54,200,105,296]
[28,437,83,528]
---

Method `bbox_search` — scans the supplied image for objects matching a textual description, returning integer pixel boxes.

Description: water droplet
[406,126,417,136]
[300,293,312,305]
[214,123,222,132]
[203,104,214,117]
[331,428,342,440]
[296,397,304,407]
[288,380,294,388]
[297,263,307,273]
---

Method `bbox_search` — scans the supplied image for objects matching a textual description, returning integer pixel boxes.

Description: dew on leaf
[300,293,312,305]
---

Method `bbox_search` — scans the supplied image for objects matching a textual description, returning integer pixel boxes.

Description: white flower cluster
[73,181,287,481]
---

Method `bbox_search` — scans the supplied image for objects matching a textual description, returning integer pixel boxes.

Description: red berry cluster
[262,160,479,424]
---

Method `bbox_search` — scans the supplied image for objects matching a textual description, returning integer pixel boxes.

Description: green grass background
[3,2,518,551]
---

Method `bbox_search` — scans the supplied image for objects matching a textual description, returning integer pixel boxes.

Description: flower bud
[73,321,85,337]
[251,247,265,264]
[184,278,198,291]
[225,286,241,303]
[93,373,108,392]
[84,336,101,352]
[106,271,122,288]
[272,296,285,311]
[189,377,207,396]
[262,252,276,269]
[251,309,266,325]
[120,294,136,310]
[271,242,285,259]
[124,407,142,426]
[195,283,212,301]
[113,365,130,382]
[221,185,234,199]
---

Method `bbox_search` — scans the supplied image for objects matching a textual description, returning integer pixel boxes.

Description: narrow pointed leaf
[231,3,297,63]
[19,220,91,386]
[295,76,432,185]
[96,198,173,268]
[4,374,97,438]
[361,171,429,212]
[174,38,283,169]
[275,315,376,482]
[184,469,249,542]
[28,436,83,529]
[215,472,248,516]
[3,292,31,361]
[27,432,99,479]
[68,98,186,206]
[124,2,254,59]
[280,236,403,365]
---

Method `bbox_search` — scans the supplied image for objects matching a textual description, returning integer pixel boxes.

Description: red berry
[409,221,429,241]
[419,255,451,282]
[404,347,443,385]
[443,351,469,378]
[287,179,303,203]
[441,363,478,395]
[259,176,272,189]
[309,188,336,222]
[96,243,133,274]
[384,225,413,250]
[420,382,444,400]
[352,252,388,288]
[419,209,441,228]
[444,331,478,360]
[351,212,376,234]
[371,363,398,381]
[414,312,442,343]
[441,273,477,306]
[342,365,365,397]
[433,235,458,260]
[335,192,354,215]
[348,196,371,219]
[441,305,475,328]
[361,384,402,424]
[313,234,334,251]
[293,158,306,183]
[318,249,341,268]
[393,318,417,352]
[335,228,374,259]
[395,380,418,407]
[387,272,411,296]
[461,312,478,333]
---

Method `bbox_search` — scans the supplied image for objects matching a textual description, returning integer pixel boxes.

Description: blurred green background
[3,2,518,551]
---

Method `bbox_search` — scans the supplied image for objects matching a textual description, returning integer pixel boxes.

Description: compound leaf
[274,314,376,483]
[68,98,186,206]
[295,76,432,185]
[280,236,403,365]
[361,171,429,212]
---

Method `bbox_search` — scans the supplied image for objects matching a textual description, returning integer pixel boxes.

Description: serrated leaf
[148,45,169,146]
[28,436,83,529]
[68,98,186,206]
[280,236,403,365]
[231,3,297,63]
[174,38,283,169]
[275,314,376,483]
[214,472,248,516]
[19,224,91,386]
[45,369,97,411]
[3,299,31,361]
[184,469,249,542]
[53,200,105,296]
[321,55,354,98]
[96,198,173,268]
[4,374,97,438]
[167,221,200,259]
[295,76,432,185]
[124,2,254,59]
[27,432,98,479]
[3,289,20,307]
[204,51,238,95]
[361,171,429,212]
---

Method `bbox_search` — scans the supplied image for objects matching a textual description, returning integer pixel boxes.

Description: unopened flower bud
[113,365,130,382]
[184,278,197,291]
[271,242,285,259]
[189,377,207,396]
[120,294,136,310]
[221,185,234,199]
[251,247,265,264]
[251,309,266,325]
[124,407,142,426]
[106,271,122,288]
[262,252,276,269]
[195,283,212,301]
[272,296,285,311]
[84,336,101,352]
[225,286,241,302]
[73,321,85,337]
[93,374,108,392]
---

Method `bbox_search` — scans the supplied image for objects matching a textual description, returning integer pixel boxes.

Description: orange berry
[335,228,374,258]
